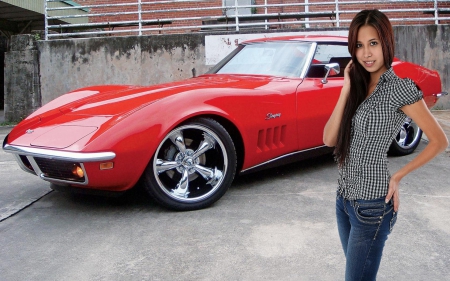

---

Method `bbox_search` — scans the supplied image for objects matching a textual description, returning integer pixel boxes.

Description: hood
[35,74,285,118]
[7,74,296,149]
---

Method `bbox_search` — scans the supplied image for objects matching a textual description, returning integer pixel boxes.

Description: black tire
[143,118,237,211]
[388,118,422,156]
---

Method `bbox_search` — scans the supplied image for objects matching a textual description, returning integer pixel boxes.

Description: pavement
[0,110,449,280]
[0,115,52,222]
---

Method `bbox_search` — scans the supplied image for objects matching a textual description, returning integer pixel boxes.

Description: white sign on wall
[205,30,349,65]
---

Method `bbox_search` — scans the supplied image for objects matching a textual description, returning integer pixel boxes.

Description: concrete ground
[0,110,449,281]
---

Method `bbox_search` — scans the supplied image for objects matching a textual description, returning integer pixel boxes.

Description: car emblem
[265,113,281,120]
[26,129,34,134]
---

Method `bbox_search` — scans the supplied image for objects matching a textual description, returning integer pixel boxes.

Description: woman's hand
[386,174,401,212]
[343,60,353,88]
[386,99,448,213]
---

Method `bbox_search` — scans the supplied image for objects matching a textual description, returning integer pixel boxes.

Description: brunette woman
[323,9,448,280]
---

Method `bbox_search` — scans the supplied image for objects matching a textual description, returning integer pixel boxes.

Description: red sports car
[3,35,446,210]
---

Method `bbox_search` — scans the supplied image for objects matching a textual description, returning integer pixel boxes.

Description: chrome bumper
[3,143,116,185]
[3,144,116,162]
[434,92,449,99]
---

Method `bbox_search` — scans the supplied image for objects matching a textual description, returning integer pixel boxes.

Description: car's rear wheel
[388,117,422,156]
[144,118,237,211]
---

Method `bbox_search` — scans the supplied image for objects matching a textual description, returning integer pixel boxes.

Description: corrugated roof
[0,0,87,34]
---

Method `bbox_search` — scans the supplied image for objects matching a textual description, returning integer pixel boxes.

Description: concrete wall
[4,25,450,122]
[4,35,41,122]
[394,25,450,110]
[0,37,7,110]
[38,34,209,105]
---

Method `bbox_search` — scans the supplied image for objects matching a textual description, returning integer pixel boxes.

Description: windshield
[216,41,312,77]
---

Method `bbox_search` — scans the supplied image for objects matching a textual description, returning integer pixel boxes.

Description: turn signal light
[72,165,84,178]
[100,162,114,170]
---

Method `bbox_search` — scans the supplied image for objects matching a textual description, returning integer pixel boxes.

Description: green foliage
[32,33,41,41]
[0,121,17,127]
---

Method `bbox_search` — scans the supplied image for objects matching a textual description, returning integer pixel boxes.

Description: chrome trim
[27,156,44,179]
[4,144,110,185]
[300,42,318,79]
[3,144,116,162]
[13,154,37,175]
[27,155,89,185]
[265,113,281,120]
[321,63,340,84]
[433,92,448,98]
[240,145,331,174]
[40,163,89,185]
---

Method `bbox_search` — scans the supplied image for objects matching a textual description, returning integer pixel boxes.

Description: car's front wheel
[144,118,237,211]
[388,117,422,156]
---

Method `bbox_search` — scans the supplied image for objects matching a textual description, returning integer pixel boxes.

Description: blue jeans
[336,193,397,281]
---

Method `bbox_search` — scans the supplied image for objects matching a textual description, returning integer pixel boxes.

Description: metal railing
[44,0,450,40]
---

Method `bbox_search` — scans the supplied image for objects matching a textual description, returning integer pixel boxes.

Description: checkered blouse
[337,67,423,200]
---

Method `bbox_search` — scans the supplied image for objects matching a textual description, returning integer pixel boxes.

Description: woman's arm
[323,60,353,147]
[385,99,449,211]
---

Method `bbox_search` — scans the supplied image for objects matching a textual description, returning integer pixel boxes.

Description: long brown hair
[334,9,394,166]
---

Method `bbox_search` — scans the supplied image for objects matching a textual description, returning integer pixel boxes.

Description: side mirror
[321,63,340,84]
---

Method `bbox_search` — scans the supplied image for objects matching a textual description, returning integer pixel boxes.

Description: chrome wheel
[389,117,422,156]
[144,118,236,210]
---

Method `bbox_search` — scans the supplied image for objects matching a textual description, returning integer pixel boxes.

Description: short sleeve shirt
[337,67,423,200]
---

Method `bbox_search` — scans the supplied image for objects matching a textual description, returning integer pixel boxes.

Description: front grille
[34,157,85,183]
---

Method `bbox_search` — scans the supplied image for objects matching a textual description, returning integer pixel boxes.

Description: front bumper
[3,142,116,186]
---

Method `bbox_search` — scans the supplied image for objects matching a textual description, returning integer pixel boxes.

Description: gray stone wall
[394,25,450,110]
[38,34,208,105]
[4,25,450,122]
[0,37,7,111]
[4,35,41,122]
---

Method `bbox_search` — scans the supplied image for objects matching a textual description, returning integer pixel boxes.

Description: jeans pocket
[354,201,385,225]
[390,211,398,232]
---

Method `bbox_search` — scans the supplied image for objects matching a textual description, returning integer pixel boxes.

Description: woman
[323,9,448,280]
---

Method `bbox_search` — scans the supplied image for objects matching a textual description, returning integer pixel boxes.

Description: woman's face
[356,25,387,78]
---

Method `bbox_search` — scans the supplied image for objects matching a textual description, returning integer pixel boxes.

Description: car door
[296,43,350,150]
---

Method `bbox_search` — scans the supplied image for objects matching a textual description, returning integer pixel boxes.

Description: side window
[313,44,350,63]
[307,44,350,78]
